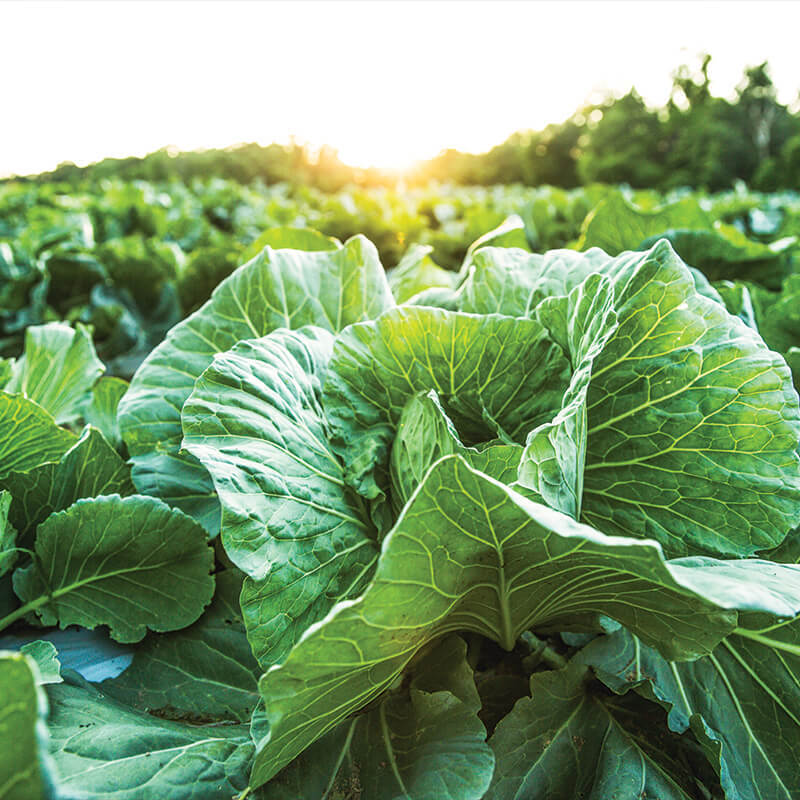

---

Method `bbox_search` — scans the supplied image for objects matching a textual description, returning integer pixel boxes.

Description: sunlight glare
[1,1,799,177]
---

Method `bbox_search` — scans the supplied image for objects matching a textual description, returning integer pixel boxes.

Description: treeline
[420,57,800,191]
[16,56,800,192]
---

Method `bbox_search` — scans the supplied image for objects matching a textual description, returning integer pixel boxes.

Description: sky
[1,0,799,177]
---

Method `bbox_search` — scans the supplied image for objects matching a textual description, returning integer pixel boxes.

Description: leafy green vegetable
[10,494,214,642]
[465,241,800,557]
[323,306,570,528]
[4,179,800,800]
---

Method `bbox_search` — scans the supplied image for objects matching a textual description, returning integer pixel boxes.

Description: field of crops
[3,176,800,799]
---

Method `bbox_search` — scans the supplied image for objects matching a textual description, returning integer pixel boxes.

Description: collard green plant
[149,232,800,796]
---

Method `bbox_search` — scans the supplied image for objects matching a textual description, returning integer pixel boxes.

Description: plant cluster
[2,184,800,798]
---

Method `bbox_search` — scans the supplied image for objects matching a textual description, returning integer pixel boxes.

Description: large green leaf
[11,495,214,642]
[101,570,260,723]
[0,393,76,479]
[464,241,800,556]
[577,241,800,557]
[258,636,494,800]
[579,593,800,798]
[1,426,133,547]
[0,651,56,800]
[323,306,570,519]
[250,455,800,788]
[47,673,252,800]
[118,235,393,535]
[182,327,378,668]
[487,662,700,800]
[5,322,103,425]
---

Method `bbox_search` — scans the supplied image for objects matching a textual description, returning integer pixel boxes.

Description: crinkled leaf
[0,393,76,478]
[467,241,800,556]
[323,306,570,521]
[5,322,104,425]
[250,455,800,787]
[13,494,214,643]
[486,662,697,800]
[460,243,721,315]
[0,651,57,800]
[578,241,800,557]
[101,570,260,723]
[118,235,393,535]
[1,426,133,547]
[47,672,252,800]
[182,327,378,668]
[258,637,493,800]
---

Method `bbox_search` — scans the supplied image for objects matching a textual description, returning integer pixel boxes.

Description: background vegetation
[12,56,799,194]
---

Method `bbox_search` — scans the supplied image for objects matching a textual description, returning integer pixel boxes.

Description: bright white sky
[1,0,799,177]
